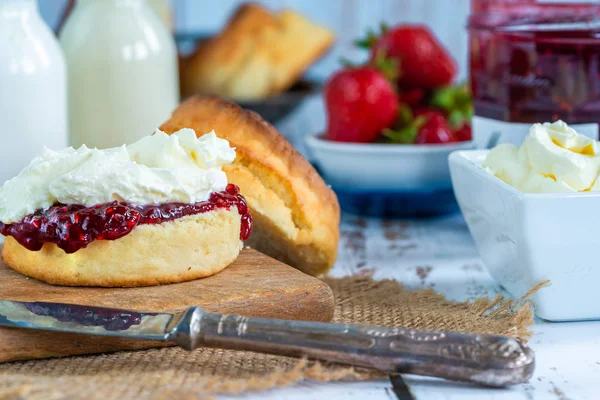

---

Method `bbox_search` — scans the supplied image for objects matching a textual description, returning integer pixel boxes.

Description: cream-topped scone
[0,129,252,287]
[483,120,600,193]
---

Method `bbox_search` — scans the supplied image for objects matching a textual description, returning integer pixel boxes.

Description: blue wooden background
[38,0,471,152]
[39,0,470,81]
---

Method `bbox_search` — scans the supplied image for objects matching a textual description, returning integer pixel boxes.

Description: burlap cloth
[0,273,538,400]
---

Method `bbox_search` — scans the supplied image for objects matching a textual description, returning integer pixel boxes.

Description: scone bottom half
[0,184,253,287]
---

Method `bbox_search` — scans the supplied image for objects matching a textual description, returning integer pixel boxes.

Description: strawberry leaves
[430,83,473,129]
[370,49,399,83]
[351,23,399,83]
[382,105,426,144]
[354,23,389,49]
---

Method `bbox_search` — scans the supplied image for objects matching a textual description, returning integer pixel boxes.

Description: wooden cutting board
[0,247,335,363]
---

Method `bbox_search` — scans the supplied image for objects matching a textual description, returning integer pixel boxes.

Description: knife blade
[0,299,535,387]
[0,300,175,341]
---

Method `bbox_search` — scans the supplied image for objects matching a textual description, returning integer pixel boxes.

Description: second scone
[160,95,340,276]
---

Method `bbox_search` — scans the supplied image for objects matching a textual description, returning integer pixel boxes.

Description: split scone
[180,3,335,100]
[0,129,252,287]
[160,95,340,276]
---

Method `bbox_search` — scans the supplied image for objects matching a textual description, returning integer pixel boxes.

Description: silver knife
[0,300,534,387]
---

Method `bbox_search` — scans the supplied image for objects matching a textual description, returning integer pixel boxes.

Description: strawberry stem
[430,82,473,129]
[370,50,399,84]
[381,113,427,144]
[354,22,390,49]
[354,30,379,49]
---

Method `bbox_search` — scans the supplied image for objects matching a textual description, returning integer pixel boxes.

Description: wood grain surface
[0,247,335,363]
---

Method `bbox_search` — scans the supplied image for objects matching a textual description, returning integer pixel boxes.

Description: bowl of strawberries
[306,24,474,218]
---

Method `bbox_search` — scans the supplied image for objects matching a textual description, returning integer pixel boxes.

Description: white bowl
[305,132,474,190]
[450,150,600,321]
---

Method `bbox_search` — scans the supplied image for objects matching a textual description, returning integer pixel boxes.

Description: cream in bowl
[450,120,600,321]
[483,120,600,193]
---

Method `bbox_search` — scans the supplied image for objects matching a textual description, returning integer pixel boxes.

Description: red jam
[0,184,252,254]
[469,1,600,124]
[24,302,143,331]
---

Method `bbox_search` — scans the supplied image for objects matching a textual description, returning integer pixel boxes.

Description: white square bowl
[449,150,600,321]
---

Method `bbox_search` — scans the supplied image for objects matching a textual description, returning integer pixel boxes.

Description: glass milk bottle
[59,0,179,148]
[0,0,67,184]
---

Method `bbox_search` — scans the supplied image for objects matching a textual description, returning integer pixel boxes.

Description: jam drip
[24,302,144,331]
[0,184,252,254]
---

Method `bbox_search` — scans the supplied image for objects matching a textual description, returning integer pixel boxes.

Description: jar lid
[468,1,600,31]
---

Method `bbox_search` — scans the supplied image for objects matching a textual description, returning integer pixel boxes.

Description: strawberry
[382,108,456,144]
[453,123,472,142]
[414,110,456,144]
[324,67,399,143]
[366,25,457,90]
[399,88,426,108]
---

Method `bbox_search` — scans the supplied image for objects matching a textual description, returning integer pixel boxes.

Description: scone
[0,129,252,287]
[160,95,340,276]
[180,3,334,100]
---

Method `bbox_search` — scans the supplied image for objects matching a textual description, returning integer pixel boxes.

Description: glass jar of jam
[469,0,600,147]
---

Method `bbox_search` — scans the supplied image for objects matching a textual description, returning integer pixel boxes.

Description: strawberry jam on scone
[0,129,252,287]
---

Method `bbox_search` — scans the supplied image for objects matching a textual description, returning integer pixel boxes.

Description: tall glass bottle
[0,0,67,184]
[60,0,179,148]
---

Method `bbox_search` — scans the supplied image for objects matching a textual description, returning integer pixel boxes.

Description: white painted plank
[219,381,393,400]
[218,214,600,399]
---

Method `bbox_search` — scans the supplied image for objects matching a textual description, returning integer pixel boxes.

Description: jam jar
[469,0,600,147]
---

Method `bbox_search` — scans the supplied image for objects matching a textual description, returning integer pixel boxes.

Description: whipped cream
[0,128,236,223]
[483,120,600,193]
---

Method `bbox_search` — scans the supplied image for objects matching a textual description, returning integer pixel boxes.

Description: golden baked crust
[2,209,241,287]
[160,96,340,276]
[180,3,334,100]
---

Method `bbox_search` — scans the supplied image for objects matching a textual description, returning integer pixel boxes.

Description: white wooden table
[222,213,600,400]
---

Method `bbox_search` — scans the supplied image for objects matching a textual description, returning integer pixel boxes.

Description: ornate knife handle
[168,307,534,387]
